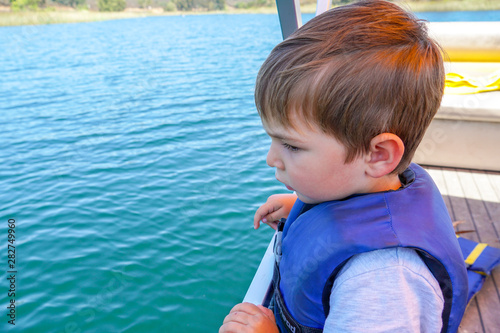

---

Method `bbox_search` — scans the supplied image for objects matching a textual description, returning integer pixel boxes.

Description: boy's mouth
[276,175,295,191]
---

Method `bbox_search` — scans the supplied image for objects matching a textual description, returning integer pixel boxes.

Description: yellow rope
[445,70,500,95]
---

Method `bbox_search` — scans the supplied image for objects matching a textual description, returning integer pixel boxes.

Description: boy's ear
[365,133,404,178]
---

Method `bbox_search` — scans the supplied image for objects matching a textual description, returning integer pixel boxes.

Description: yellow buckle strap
[464,243,488,267]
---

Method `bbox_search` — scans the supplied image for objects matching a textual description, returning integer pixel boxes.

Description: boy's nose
[266,144,285,170]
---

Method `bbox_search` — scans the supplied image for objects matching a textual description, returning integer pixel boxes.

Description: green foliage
[51,0,86,8]
[175,0,225,11]
[10,0,39,11]
[97,0,126,11]
[162,1,176,11]
[213,0,224,10]
[76,3,89,10]
[138,0,151,8]
[235,0,271,9]
[175,0,193,10]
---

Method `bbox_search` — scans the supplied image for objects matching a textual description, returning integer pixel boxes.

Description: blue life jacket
[457,236,500,303]
[271,163,468,333]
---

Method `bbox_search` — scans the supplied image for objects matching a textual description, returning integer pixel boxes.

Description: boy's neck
[366,173,402,194]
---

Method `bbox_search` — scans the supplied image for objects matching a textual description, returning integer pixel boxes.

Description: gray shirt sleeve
[323,247,444,333]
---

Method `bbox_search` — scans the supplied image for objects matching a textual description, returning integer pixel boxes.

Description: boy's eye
[283,143,300,152]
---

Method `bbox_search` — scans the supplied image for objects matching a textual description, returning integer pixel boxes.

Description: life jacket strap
[271,261,323,333]
[457,236,500,303]
[272,224,323,333]
[464,243,488,267]
[457,236,500,275]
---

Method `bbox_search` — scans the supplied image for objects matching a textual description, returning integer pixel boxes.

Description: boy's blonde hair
[255,0,444,174]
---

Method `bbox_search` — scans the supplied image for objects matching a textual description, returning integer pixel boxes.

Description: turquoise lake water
[1,10,499,333]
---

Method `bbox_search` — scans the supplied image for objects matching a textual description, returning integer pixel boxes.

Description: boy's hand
[219,302,279,333]
[253,193,297,230]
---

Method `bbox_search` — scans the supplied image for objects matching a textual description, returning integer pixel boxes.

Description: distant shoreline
[1,0,500,27]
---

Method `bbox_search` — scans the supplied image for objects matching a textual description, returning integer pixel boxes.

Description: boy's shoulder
[326,247,445,332]
[333,247,443,297]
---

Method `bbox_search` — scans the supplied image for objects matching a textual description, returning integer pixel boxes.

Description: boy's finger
[253,205,275,229]
[230,302,252,312]
[219,322,244,333]
[262,218,278,230]
[222,310,251,326]
[253,206,268,229]
[257,305,275,320]
[230,302,263,316]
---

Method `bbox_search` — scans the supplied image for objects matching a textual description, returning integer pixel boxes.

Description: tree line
[8,0,226,11]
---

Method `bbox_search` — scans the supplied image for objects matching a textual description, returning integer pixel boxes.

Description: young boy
[220,1,467,332]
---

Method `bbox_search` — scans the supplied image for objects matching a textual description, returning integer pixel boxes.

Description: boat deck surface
[424,166,500,332]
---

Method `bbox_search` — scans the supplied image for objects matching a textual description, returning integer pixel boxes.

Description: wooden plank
[457,170,498,245]
[485,171,500,238]
[470,171,500,248]
[459,299,484,333]
[471,171,500,203]
[429,166,483,332]
[428,166,483,332]
[487,171,500,199]
[476,273,500,332]
[427,167,455,220]
[452,169,500,332]
[427,166,449,195]
[440,169,479,241]
[428,167,500,332]
[470,170,500,332]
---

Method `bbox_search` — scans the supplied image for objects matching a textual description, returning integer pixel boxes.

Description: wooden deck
[424,166,500,333]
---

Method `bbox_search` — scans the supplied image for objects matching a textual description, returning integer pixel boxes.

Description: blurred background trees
[97,0,126,11]
[175,0,225,10]
[10,0,41,10]
[4,0,226,11]
[3,1,497,13]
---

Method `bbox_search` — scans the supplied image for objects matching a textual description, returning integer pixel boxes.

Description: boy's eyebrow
[265,130,305,143]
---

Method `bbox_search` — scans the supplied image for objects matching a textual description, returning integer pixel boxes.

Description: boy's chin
[296,193,320,204]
